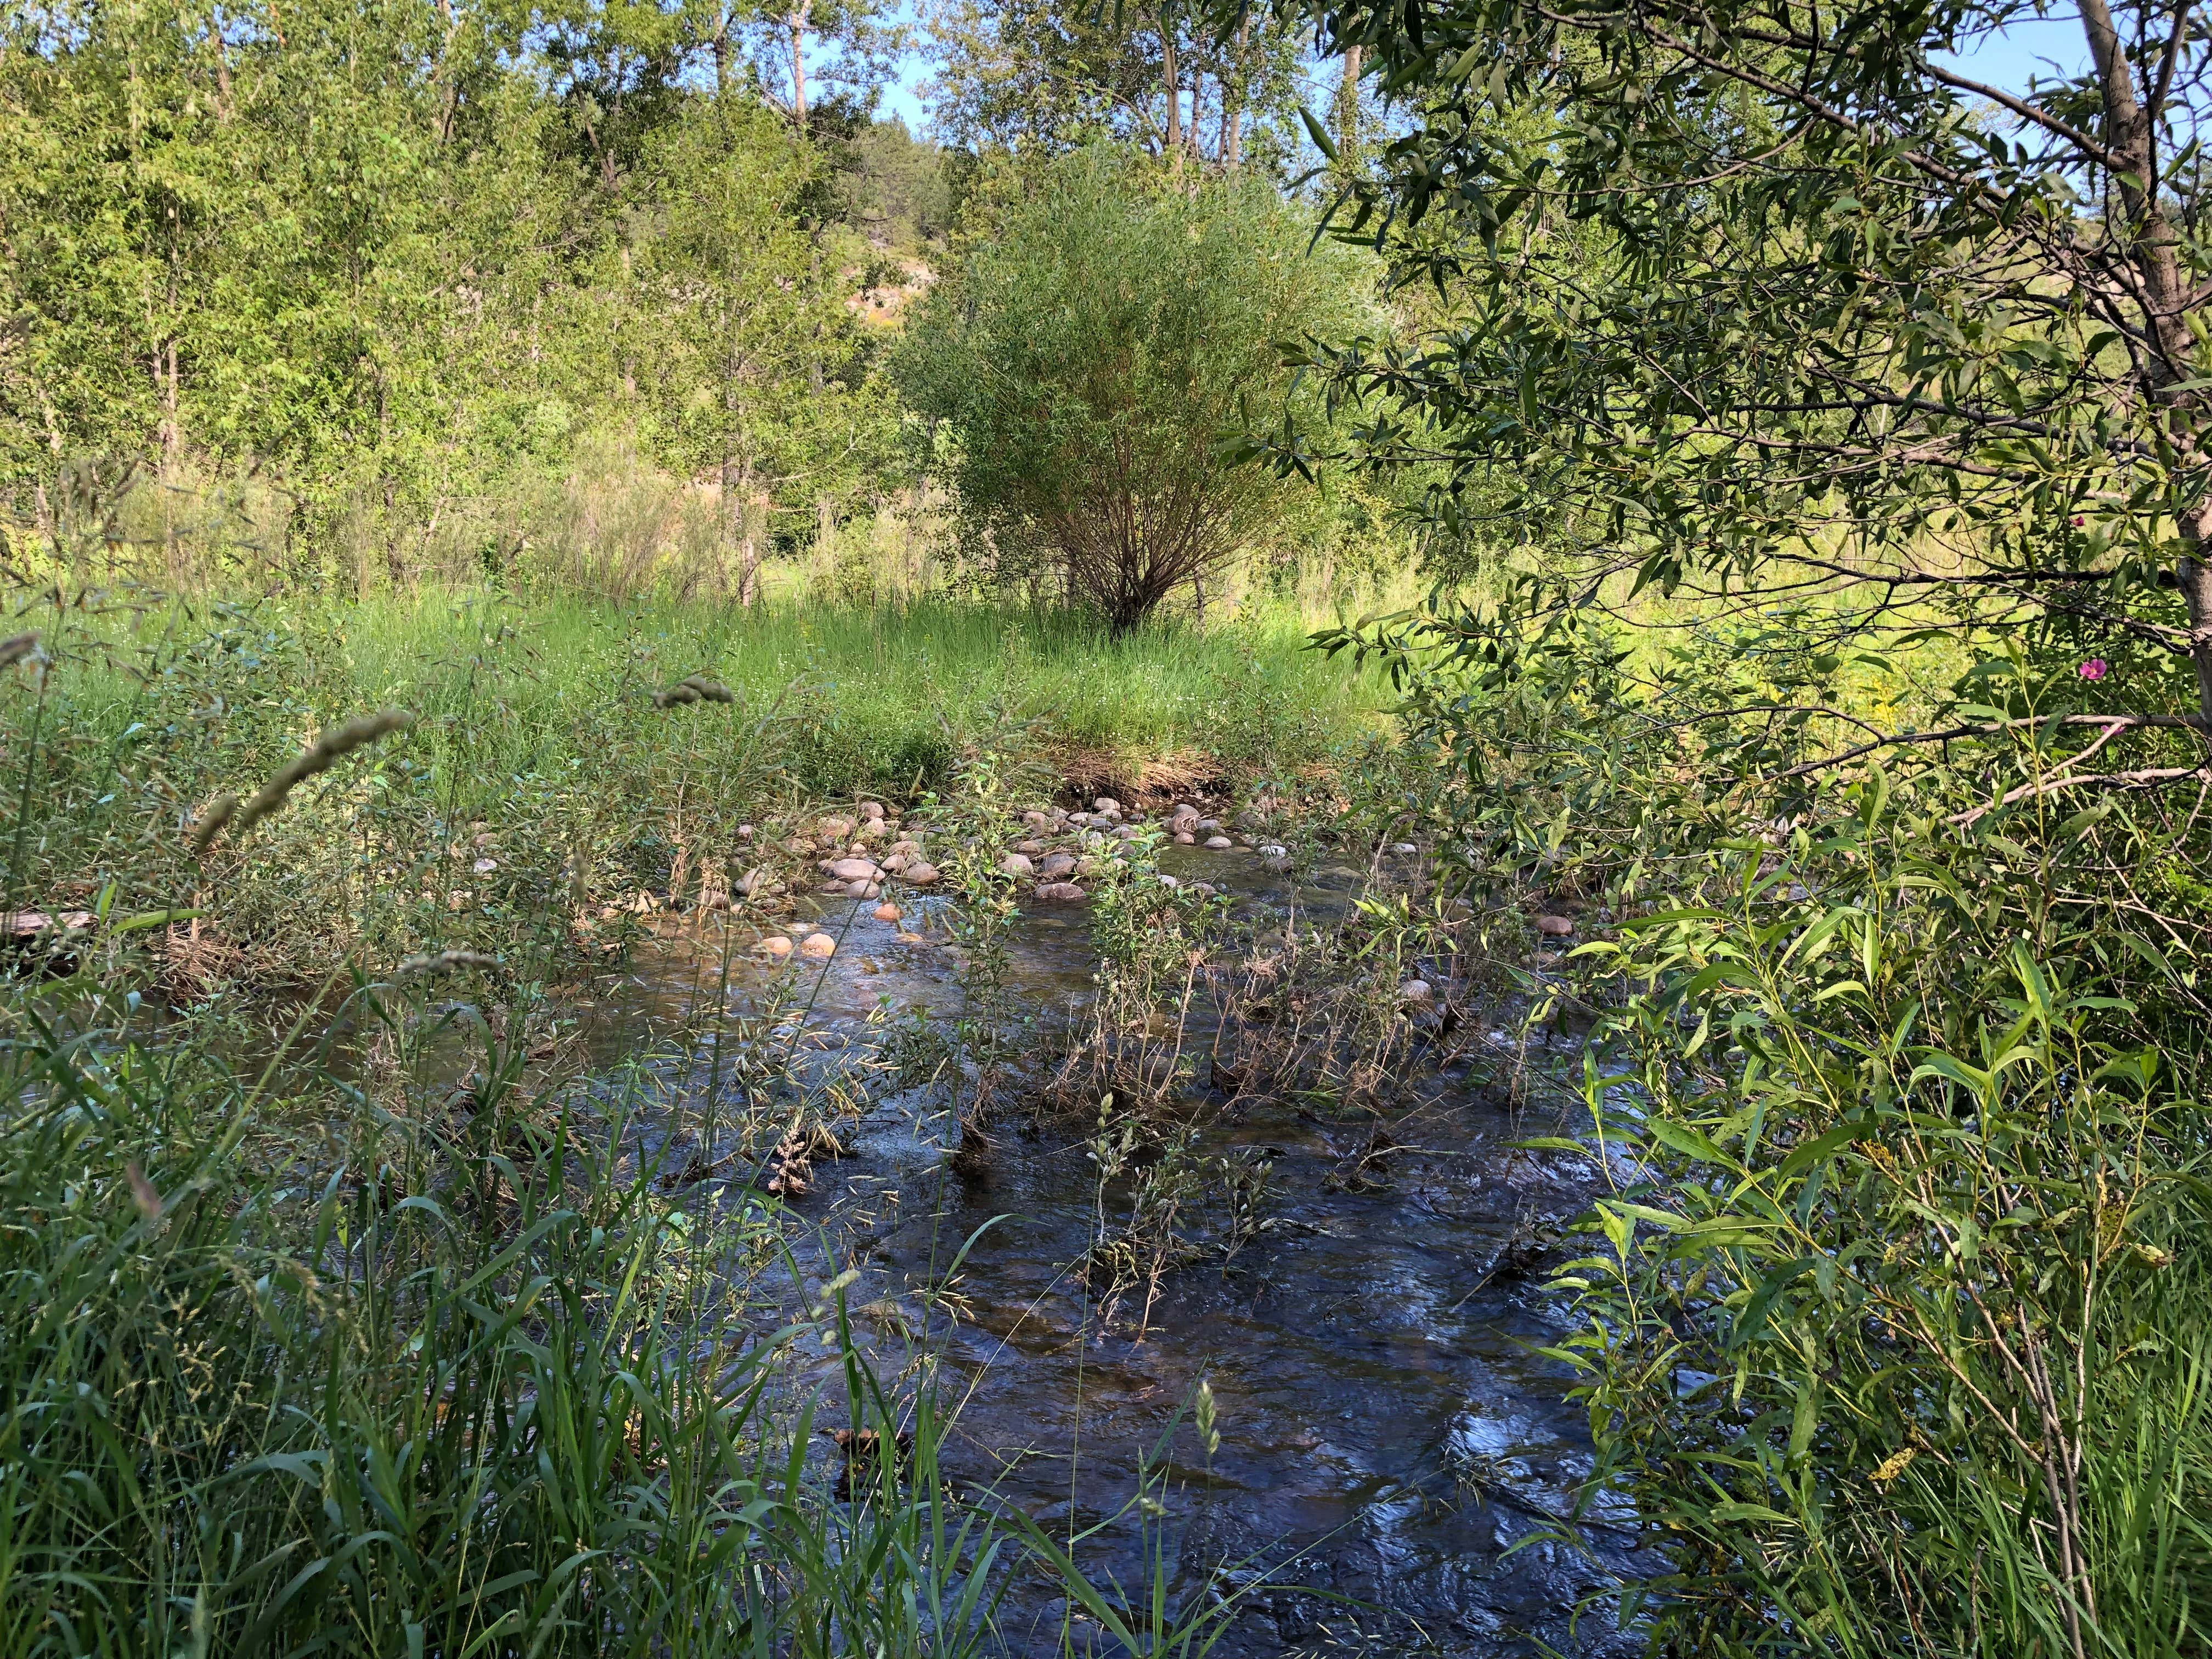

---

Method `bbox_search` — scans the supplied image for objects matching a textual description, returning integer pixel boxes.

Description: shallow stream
[597,842,1643,1657]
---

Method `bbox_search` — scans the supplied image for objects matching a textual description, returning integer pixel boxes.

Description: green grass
[0,586,1385,995]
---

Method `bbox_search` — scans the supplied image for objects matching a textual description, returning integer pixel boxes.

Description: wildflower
[2079,658,2109,681]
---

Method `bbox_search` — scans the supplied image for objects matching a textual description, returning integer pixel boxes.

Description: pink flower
[2079,658,2109,680]
[2072,515,2085,527]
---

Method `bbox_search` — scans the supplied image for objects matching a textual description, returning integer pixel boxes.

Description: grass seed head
[230,708,413,838]
[125,1160,162,1221]
[188,793,240,852]
[653,681,703,708]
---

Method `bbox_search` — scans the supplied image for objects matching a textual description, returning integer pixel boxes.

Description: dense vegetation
[5,0,2212,1651]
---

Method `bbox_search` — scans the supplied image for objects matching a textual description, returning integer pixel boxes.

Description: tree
[926,0,1312,172]
[894,144,1366,630]
[1241,0,2212,729]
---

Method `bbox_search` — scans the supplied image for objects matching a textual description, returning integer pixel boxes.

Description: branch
[1950,764,2212,825]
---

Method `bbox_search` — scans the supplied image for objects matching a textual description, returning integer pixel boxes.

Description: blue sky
[872,8,2097,140]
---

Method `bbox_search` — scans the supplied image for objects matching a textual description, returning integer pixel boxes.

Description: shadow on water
[588,842,1647,1658]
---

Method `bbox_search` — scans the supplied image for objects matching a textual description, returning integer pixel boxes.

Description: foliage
[926,0,1314,171]
[1324,592,2212,1656]
[0,0,898,589]
[0,987,1015,1656]
[896,145,1370,630]
[1243,0,2212,721]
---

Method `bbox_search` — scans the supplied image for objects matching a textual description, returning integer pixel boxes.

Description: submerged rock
[799,932,837,959]
[760,935,794,957]
[1035,882,1087,902]
[873,901,902,922]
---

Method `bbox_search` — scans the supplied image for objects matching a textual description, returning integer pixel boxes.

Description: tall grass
[0,983,1037,1657]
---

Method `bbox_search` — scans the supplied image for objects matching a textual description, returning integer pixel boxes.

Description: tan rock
[902,862,941,885]
[998,853,1035,878]
[760,935,794,957]
[798,932,837,958]
[1035,882,1087,902]
[1537,915,1575,937]
[828,856,881,883]
[873,902,902,922]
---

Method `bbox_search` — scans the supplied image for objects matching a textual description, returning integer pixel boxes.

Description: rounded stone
[998,852,1035,878]
[846,879,873,898]
[873,902,902,922]
[1537,914,1576,937]
[828,856,881,883]
[1092,796,1121,815]
[903,862,941,885]
[1399,979,1434,1002]
[1175,832,1195,845]
[1205,836,1233,850]
[859,801,886,821]
[760,935,794,957]
[799,932,837,959]
[1035,882,1088,902]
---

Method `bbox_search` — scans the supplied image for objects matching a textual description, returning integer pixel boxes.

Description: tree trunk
[2078,0,2212,725]
[787,5,809,124]
[1223,21,1246,165]
[1336,44,1362,156]
[1162,26,1180,153]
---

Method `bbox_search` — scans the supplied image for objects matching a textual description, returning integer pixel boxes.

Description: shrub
[895,145,1368,631]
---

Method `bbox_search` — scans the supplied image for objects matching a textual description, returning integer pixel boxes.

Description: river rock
[1399,979,1434,1002]
[1022,809,1049,827]
[998,852,1035,878]
[1204,836,1233,850]
[845,878,874,898]
[854,819,885,841]
[828,856,881,883]
[1192,882,1217,899]
[1175,832,1195,845]
[1537,914,1575,937]
[737,824,756,841]
[1015,839,1045,855]
[1069,811,1092,826]
[873,902,901,922]
[1035,882,1087,902]
[1092,796,1121,816]
[819,815,854,842]
[799,932,836,959]
[1038,852,1078,879]
[902,862,940,885]
[1075,856,1102,876]
[1390,841,1419,855]
[760,935,794,957]
[1197,818,1221,833]
[733,866,770,897]
[859,800,885,821]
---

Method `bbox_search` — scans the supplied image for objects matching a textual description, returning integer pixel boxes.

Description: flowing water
[597,843,1645,1657]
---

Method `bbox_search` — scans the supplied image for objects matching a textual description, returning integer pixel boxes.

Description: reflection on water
[594,843,1643,1657]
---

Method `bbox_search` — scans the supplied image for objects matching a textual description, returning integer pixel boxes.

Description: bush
[895,146,1368,631]
[1328,595,2212,1657]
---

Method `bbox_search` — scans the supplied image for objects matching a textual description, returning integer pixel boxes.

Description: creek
[595,840,1645,1658]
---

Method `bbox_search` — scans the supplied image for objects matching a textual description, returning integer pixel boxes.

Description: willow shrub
[1329,595,2212,1657]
